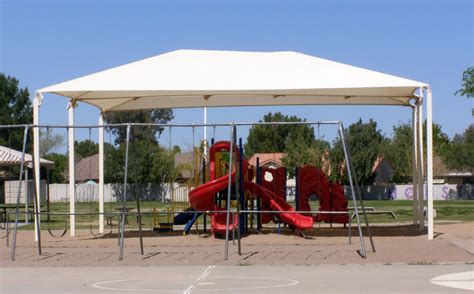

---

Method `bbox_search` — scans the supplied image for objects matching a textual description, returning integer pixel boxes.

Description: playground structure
[175,140,349,237]
[1,49,435,262]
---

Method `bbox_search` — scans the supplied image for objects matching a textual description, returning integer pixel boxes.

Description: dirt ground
[1,223,473,267]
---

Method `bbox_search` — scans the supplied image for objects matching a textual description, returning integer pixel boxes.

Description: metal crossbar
[6,210,352,216]
[0,121,342,129]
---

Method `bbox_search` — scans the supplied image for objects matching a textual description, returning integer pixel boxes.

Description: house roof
[433,155,473,178]
[75,154,99,182]
[248,153,284,167]
[174,152,194,179]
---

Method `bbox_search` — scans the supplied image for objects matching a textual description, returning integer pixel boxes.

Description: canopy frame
[30,49,434,243]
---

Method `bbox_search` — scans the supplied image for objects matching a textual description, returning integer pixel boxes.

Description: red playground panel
[297,165,349,224]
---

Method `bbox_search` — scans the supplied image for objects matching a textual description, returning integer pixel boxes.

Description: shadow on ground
[90,224,428,240]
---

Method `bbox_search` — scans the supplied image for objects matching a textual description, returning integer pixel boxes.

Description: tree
[423,121,449,154]
[441,125,474,173]
[331,119,385,185]
[151,147,182,187]
[104,143,123,183]
[456,66,474,98]
[100,109,175,196]
[384,123,413,183]
[104,139,183,200]
[244,112,315,158]
[381,120,449,184]
[104,109,174,144]
[0,74,32,150]
[283,136,330,176]
[43,153,68,183]
[40,129,65,157]
[75,140,98,159]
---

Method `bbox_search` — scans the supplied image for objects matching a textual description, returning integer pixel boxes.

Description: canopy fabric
[0,146,54,168]
[39,50,428,112]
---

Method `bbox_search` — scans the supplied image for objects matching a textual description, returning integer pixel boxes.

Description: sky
[1,0,473,150]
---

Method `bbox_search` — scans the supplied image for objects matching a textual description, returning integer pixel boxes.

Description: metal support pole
[224,125,234,260]
[119,123,131,260]
[167,126,172,204]
[204,107,208,157]
[239,137,245,234]
[25,169,29,224]
[136,195,144,255]
[133,125,144,255]
[417,99,425,230]
[11,126,29,260]
[46,168,51,225]
[339,123,367,258]
[426,87,434,240]
[31,144,42,256]
[256,157,261,231]
[202,151,207,233]
[98,114,105,233]
[343,123,375,253]
[235,129,241,255]
[68,102,76,237]
[355,185,375,252]
[412,104,419,225]
[33,93,41,241]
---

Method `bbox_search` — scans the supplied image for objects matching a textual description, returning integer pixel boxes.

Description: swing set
[2,121,375,262]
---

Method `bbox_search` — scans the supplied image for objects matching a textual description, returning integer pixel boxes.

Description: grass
[313,200,474,223]
[4,201,174,231]
[3,200,473,231]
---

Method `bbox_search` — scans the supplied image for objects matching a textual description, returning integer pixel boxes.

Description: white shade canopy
[32,49,435,241]
[39,50,428,112]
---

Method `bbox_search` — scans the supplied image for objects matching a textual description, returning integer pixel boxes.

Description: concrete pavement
[1,264,473,293]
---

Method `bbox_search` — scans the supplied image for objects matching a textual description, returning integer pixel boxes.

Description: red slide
[188,173,313,234]
[188,172,238,236]
[188,141,313,235]
[244,181,313,230]
[188,141,241,236]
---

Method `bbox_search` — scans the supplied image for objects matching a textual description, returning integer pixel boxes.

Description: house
[75,154,99,182]
[371,156,395,185]
[433,156,473,185]
[174,152,195,181]
[248,153,284,169]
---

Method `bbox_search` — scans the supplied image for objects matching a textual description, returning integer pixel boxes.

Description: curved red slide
[188,141,313,235]
[188,172,238,235]
[188,141,240,236]
[244,181,313,230]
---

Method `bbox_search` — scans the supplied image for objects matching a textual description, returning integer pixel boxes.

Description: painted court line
[91,279,178,292]
[192,276,299,292]
[183,265,215,294]
[431,271,474,291]
[90,266,298,293]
